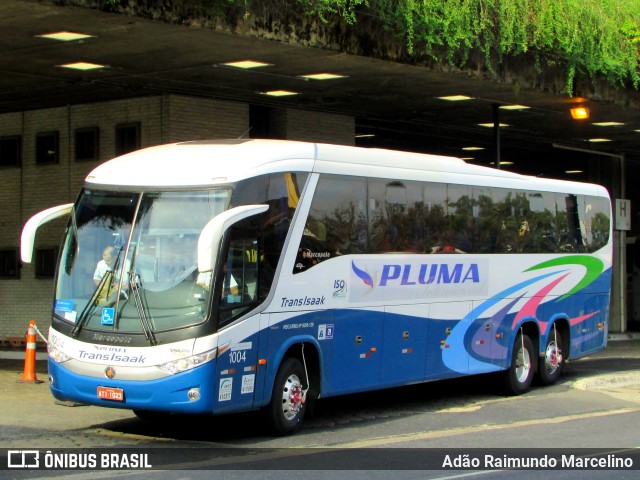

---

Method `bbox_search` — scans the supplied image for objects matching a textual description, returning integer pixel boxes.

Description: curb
[572,371,640,391]
[608,332,640,342]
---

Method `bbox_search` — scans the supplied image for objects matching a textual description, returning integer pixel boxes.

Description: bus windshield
[55,188,231,336]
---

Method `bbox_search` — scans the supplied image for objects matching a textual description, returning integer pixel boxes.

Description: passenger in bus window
[93,246,116,286]
[93,245,130,287]
[93,245,130,305]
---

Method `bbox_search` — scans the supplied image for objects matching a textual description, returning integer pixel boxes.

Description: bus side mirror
[197,204,269,273]
[21,203,74,264]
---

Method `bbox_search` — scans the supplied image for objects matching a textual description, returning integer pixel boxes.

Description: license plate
[97,386,124,402]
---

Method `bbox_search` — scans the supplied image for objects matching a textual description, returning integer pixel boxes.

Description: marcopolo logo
[349,259,488,301]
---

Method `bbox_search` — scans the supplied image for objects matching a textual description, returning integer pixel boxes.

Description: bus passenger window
[294,175,365,273]
[369,179,424,253]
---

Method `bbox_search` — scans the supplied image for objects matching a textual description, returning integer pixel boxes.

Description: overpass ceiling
[2,1,640,180]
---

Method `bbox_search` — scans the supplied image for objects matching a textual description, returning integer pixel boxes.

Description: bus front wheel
[267,357,307,435]
[502,333,534,395]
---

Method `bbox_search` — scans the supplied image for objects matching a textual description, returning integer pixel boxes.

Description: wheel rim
[515,346,531,383]
[281,373,303,421]
[544,341,560,374]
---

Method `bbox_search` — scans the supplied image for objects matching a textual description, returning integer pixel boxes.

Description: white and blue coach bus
[21,139,612,435]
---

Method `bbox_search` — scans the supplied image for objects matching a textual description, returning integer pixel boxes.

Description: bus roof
[85,139,608,196]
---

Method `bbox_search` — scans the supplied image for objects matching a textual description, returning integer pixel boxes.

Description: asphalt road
[1,339,640,478]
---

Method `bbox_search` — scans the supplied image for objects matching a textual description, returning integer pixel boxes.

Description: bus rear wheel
[502,333,534,395]
[267,357,307,435]
[537,327,564,386]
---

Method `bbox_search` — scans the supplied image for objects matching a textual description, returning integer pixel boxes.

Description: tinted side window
[217,223,260,327]
[424,183,471,254]
[259,173,308,285]
[557,194,581,253]
[369,179,423,253]
[580,195,610,252]
[473,186,501,253]
[295,175,366,273]
[424,183,448,252]
[294,175,610,263]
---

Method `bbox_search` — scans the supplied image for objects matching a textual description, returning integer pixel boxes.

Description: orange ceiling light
[570,107,590,120]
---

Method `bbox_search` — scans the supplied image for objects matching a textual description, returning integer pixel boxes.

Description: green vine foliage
[367,0,640,95]
[297,0,640,94]
[297,0,369,24]
[102,0,640,94]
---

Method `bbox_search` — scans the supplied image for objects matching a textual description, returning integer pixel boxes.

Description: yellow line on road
[324,407,640,448]
[93,407,640,450]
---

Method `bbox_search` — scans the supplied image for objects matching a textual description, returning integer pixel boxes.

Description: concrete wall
[0,95,354,341]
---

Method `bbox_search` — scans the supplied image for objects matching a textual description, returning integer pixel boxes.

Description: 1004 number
[229,351,247,363]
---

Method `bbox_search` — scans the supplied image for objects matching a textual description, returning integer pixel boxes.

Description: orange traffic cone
[18,320,43,384]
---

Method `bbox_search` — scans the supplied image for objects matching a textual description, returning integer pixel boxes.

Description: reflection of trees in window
[580,196,611,252]
[446,187,473,252]
[408,200,426,252]
[589,212,610,250]
[369,180,423,253]
[424,183,448,251]
[555,195,577,253]
[564,195,584,252]
[526,208,556,253]
[475,189,502,253]
[299,175,611,272]
[302,175,366,266]
[506,192,531,253]
[327,201,367,254]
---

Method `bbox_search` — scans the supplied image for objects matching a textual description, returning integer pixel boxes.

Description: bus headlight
[158,348,217,375]
[48,344,71,363]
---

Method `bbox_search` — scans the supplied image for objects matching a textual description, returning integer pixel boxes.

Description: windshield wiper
[71,270,113,338]
[70,247,124,338]
[128,269,157,346]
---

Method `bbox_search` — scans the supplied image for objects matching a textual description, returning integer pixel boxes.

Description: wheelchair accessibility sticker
[101,308,115,326]
[318,324,334,341]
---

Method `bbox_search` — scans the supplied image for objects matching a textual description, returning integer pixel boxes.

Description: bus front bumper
[48,359,217,414]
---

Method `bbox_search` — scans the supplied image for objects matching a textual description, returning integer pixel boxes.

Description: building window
[249,105,285,139]
[0,249,19,279]
[35,247,58,278]
[0,135,21,167]
[115,122,140,156]
[36,131,59,164]
[75,127,99,162]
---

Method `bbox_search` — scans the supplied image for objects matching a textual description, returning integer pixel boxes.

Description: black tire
[267,357,307,435]
[502,333,535,395]
[537,327,564,386]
